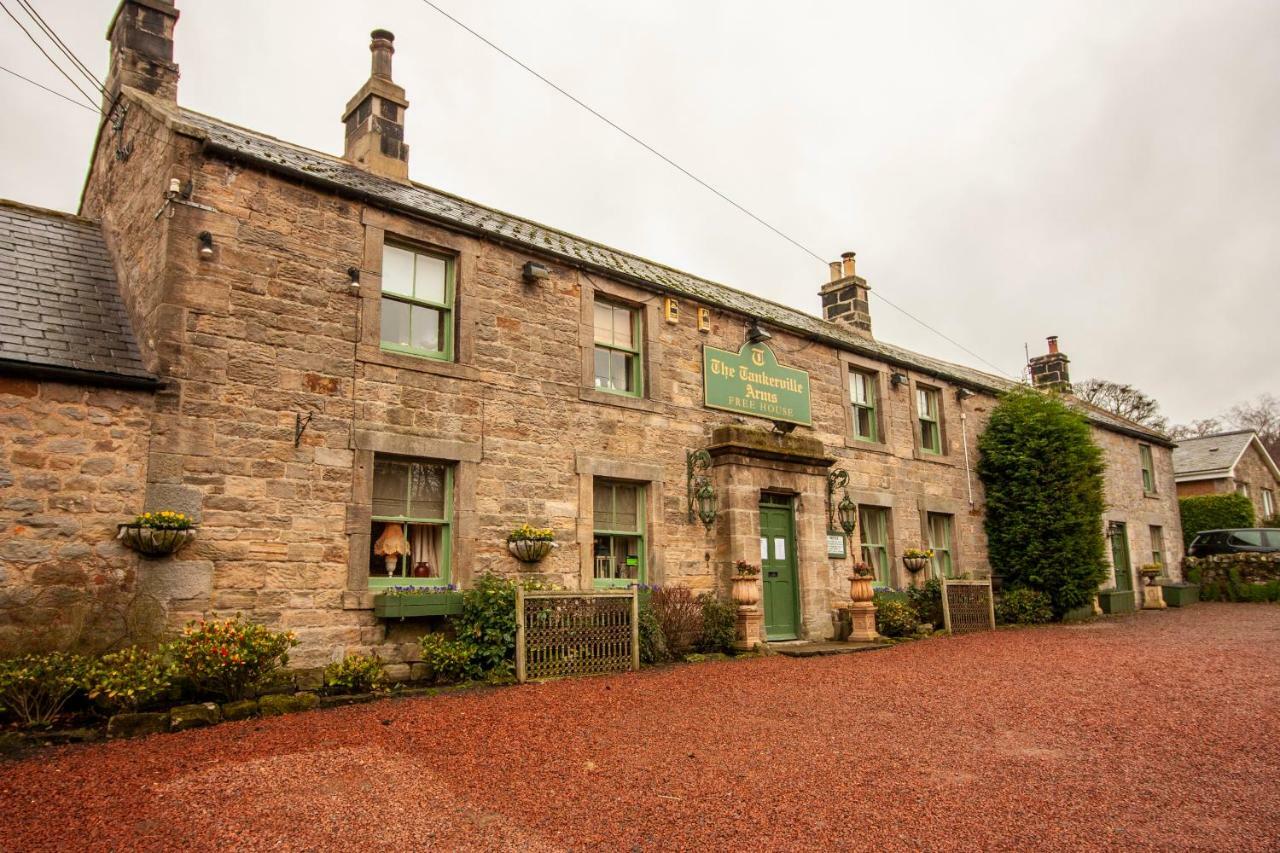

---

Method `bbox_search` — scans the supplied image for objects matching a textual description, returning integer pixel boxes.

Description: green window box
[1097,589,1136,614]
[372,590,464,619]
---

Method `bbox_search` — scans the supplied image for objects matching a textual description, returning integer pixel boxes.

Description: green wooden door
[1109,523,1133,593]
[760,495,799,640]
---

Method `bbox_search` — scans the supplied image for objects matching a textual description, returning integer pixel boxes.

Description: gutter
[0,359,162,391]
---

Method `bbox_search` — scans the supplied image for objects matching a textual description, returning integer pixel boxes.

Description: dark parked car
[1187,528,1280,557]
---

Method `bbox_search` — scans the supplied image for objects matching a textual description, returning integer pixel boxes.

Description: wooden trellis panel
[515,589,639,683]
[942,578,996,634]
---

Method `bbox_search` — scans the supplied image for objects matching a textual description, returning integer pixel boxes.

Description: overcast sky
[1,0,1276,424]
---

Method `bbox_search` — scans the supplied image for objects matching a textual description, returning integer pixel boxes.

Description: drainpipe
[960,410,975,510]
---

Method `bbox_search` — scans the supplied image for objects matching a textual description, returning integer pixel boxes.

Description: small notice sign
[826,534,847,559]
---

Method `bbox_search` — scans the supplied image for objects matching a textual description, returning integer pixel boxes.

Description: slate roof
[0,200,155,386]
[137,93,1169,443]
[1173,431,1280,481]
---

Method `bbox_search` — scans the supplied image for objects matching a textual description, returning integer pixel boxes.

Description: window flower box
[1159,583,1199,607]
[372,589,463,619]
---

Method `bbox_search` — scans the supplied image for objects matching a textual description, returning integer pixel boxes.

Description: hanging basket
[903,556,930,574]
[507,538,554,563]
[117,525,196,557]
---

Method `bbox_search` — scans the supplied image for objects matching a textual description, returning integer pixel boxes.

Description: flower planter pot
[116,525,196,557]
[372,591,464,619]
[507,539,554,563]
[1096,589,1136,615]
[903,556,929,574]
[731,575,760,608]
[1159,583,1199,607]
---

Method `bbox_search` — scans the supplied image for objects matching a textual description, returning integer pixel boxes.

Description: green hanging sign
[703,342,812,426]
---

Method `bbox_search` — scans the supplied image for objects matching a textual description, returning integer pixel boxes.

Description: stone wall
[1184,552,1280,601]
[48,89,1187,665]
[0,377,157,655]
[1232,442,1280,521]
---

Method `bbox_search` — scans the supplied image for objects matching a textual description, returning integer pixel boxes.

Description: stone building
[1174,431,1280,522]
[0,1,1182,666]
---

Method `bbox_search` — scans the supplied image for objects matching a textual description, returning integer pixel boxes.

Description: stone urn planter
[847,563,879,642]
[1139,565,1166,610]
[731,574,761,608]
[731,561,762,651]
[507,538,554,563]
[116,524,196,558]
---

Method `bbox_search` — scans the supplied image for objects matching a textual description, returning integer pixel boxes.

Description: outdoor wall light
[197,231,214,260]
[522,261,550,283]
[347,267,361,293]
[827,468,858,536]
[890,371,908,389]
[956,387,975,401]
[686,449,718,529]
[746,317,772,344]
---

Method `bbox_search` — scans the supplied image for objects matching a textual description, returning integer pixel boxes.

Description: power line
[411,0,1015,378]
[0,0,97,107]
[15,0,106,95]
[0,62,97,112]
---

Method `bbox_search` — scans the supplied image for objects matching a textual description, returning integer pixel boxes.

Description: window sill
[911,448,956,466]
[1143,491,1161,500]
[358,343,480,381]
[579,387,662,413]
[844,437,893,455]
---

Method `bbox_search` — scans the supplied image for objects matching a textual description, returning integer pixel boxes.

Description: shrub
[977,388,1108,616]
[0,651,91,727]
[696,595,736,654]
[169,617,298,701]
[1180,493,1256,548]
[454,573,552,679]
[87,646,175,712]
[873,596,918,638]
[906,578,944,628]
[995,588,1054,625]
[1261,514,1280,529]
[649,586,703,657]
[323,653,387,695]
[417,634,480,684]
[638,606,669,664]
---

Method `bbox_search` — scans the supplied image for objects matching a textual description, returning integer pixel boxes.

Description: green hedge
[1179,493,1255,547]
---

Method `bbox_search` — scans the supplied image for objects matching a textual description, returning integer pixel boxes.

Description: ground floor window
[1150,525,1165,573]
[858,505,891,587]
[593,479,645,588]
[369,455,452,587]
[926,512,954,579]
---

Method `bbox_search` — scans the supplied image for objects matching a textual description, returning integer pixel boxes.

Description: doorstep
[771,640,889,658]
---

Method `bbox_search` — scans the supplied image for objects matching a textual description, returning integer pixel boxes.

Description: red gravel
[2,604,1278,851]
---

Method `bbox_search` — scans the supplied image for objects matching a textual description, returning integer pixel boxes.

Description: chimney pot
[841,251,856,278]
[1047,335,1059,355]
[370,29,395,79]
[828,261,842,283]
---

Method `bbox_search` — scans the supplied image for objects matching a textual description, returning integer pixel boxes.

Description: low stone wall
[1183,553,1280,602]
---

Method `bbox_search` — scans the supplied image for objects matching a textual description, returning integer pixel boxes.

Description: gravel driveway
[2,604,1277,851]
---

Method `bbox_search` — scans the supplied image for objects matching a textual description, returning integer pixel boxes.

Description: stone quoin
[0,0,1183,667]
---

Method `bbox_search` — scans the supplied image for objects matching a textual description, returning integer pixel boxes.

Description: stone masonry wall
[1232,442,1280,521]
[1095,427,1184,587]
[0,377,156,655]
[59,90,1187,665]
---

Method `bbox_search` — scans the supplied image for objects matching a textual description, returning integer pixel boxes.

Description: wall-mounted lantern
[746,317,771,344]
[686,449,717,529]
[827,468,857,536]
[890,371,908,389]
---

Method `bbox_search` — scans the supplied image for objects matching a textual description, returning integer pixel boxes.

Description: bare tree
[1168,418,1224,440]
[1227,393,1280,460]
[1072,378,1169,431]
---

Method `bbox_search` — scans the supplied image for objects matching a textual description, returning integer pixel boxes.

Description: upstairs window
[1139,444,1156,493]
[381,243,454,361]
[917,387,942,454]
[849,369,879,443]
[593,479,645,588]
[369,456,452,587]
[593,299,642,396]
[1264,488,1275,518]
[926,512,954,578]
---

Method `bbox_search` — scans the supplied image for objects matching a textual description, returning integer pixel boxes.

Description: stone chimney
[103,0,180,109]
[1028,336,1071,392]
[342,29,410,181]
[819,251,872,337]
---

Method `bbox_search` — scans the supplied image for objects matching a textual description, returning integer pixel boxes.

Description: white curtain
[410,524,440,577]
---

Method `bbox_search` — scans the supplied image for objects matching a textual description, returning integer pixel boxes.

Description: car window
[1264,531,1280,548]
[1228,530,1264,547]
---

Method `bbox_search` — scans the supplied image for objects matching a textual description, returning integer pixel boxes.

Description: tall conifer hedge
[977,389,1108,615]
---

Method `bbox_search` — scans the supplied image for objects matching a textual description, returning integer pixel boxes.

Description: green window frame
[1149,524,1165,573]
[858,505,891,587]
[850,369,879,443]
[592,299,643,396]
[369,455,453,589]
[1139,444,1156,493]
[592,479,645,588]
[927,512,954,579]
[917,387,942,454]
[1263,488,1274,518]
[380,242,455,361]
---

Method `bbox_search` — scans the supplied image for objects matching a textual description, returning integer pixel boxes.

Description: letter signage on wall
[703,342,812,426]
